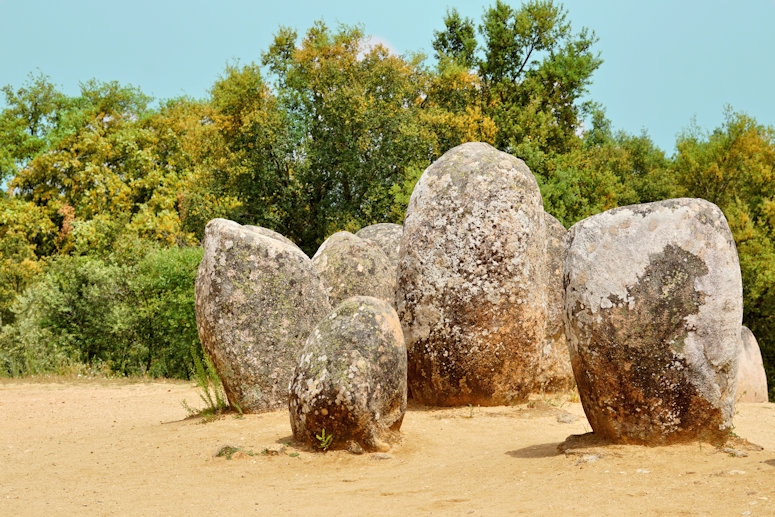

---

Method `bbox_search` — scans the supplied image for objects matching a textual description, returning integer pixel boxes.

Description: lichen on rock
[312,231,395,307]
[396,142,547,406]
[289,296,407,452]
[356,223,403,270]
[195,219,331,413]
[563,198,743,445]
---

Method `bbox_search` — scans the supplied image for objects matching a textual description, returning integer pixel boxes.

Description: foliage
[433,0,602,155]
[0,245,202,378]
[315,428,334,451]
[181,345,232,419]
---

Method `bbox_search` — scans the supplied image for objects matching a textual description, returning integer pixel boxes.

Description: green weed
[181,346,233,420]
[316,428,334,451]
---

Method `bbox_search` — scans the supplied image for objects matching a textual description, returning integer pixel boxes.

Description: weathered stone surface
[536,213,575,392]
[289,296,407,452]
[244,225,302,253]
[737,326,768,403]
[564,198,743,445]
[312,231,395,307]
[195,219,332,413]
[396,142,547,406]
[356,223,403,270]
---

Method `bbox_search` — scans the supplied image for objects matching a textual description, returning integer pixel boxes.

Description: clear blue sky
[1,0,773,154]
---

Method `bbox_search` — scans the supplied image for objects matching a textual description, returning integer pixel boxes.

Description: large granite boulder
[737,326,768,403]
[195,219,332,413]
[564,198,743,445]
[396,142,547,406]
[311,231,395,307]
[289,296,407,452]
[536,213,574,392]
[356,223,403,270]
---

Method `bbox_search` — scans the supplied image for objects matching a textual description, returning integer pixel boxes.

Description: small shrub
[181,345,233,419]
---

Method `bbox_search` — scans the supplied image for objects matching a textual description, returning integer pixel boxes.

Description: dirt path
[1,379,773,516]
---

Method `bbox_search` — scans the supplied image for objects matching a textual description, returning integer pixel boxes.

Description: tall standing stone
[195,219,332,413]
[537,213,575,392]
[396,142,547,406]
[564,199,743,444]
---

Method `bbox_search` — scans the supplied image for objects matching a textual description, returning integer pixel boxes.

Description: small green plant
[215,445,255,460]
[316,428,334,451]
[181,345,231,419]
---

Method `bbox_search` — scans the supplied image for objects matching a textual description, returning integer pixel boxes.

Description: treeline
[1,1,773,398]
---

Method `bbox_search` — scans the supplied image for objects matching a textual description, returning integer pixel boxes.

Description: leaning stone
[312,231,395,307]
[356,223,403,270]
[396,142,547,406]
[564,198,743,445]
[195,219,331,413]
[289,296,407,452]
[736,326,768,403]
[536,212,575,392]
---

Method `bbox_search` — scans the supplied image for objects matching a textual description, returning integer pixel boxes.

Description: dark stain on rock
[572,244,729,445]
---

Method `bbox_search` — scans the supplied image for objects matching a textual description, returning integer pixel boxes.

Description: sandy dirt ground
[1,379,774,516]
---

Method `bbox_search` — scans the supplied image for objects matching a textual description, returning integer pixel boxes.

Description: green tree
[263,22,452,251]
[432,0,602,156]
[432,8,478,69]
[0,72,67,183]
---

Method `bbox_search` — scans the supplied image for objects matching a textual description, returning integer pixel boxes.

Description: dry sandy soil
[1,379,774,516]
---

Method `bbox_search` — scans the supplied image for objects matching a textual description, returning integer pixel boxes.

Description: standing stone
[737,326,768,403]
[289,296,407,452]
[396,142,547,406]
[536,213,575,392]
[564,199,743,445]
[311,231,395,307]
[195,219,331,413]
[356,223,403,270]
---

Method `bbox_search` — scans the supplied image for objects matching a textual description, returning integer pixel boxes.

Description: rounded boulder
[736,326,768,403]
[312,231,395,307]
[356,223,403,270]
[289,296,407,452]
[537,212,574,392]
[564,198,743,444]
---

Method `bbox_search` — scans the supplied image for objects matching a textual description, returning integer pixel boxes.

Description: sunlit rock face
[564,198,743,445]
[396,142,547,406]
[195,219,331,413]
[289,296,407,452]
[736,326,768,403]
[312,231,395,308]
[356,223,403,271]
